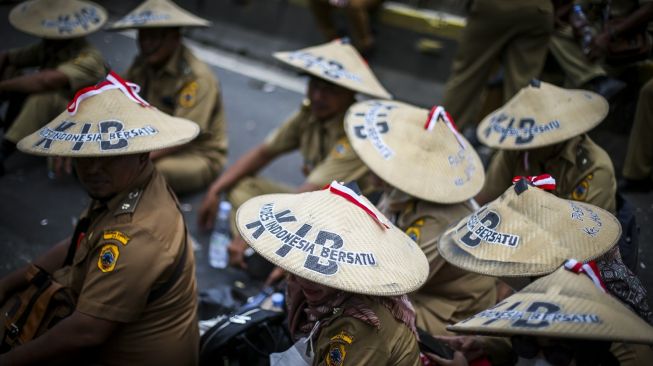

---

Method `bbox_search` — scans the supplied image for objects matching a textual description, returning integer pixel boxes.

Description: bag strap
[63,217,90,267]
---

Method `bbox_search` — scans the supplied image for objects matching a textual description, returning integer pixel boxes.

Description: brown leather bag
[0,265,75,352]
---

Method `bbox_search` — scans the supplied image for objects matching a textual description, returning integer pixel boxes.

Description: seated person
[235,181,427,365]
[448,263,653,365]
[0,72,200,365]
[0,0,107,175]
[110,0,227,194]
[343,100,497,336]
[438,179,652,365]
[197,39,391,272]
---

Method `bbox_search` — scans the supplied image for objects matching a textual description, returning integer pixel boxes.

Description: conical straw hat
[345,100,484,203]
[236,181,428,296]
[438,179,621,277]
[449,265,653,345]
[18,72,199,157]
[477,80,608,150]
[110,0,210,30]
[9,0,107,39]
[273,39,392,99]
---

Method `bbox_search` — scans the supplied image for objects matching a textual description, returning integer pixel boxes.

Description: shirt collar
[93,162,155,214]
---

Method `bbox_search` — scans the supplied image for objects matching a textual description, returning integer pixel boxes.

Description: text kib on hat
[477,80,608,150]
[274,39,392,99]
[236,181,428,296]
[449,263,653,345]
[110,0,210,30]
[17,71,199,157]
[345,100,484,203]
[438,178,621,277]
[9,0,107,39]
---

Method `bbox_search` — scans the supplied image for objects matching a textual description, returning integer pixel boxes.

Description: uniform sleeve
[477,150,516,203]
[306,137,368,186]
[173,76,220,132]
[315,317,392,366]
[407,216,450,281]
[6,43,43,68]
[570,168,617,214]
[56,49,106,91]
[263,106,307,156]
[75,226,172,322]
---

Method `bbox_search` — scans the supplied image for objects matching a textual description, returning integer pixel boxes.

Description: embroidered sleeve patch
[178,81,199,108]
[571,174,593,201]
[329,138,351,159]
[98,244,120,273]
[405,218,425,243]
[103,230,130,246]
[326,331,354,366]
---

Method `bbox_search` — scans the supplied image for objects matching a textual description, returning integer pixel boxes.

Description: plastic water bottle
[271,292,285,312]
[209,201,231,268]
[570,4,594,55]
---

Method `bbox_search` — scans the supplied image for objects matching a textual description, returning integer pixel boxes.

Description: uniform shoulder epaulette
[575,143,591,170]
[114,188,144,216]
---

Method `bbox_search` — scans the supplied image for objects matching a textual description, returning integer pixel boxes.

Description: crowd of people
[1,0,653,365]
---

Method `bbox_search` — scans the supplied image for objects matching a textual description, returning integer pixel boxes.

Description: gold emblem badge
[98,244,120,273]
[178,81,198,108]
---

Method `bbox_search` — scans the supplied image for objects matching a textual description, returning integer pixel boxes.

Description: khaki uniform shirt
[382,197,497,335]
[314,297,421,366]
[7,38,107,96]
[480,135,617,213]
[126,46,228,171]
[264,101,368,187]
[54,165,198,366]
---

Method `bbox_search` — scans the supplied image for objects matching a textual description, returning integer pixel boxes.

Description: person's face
[137,28,180,67]
[307,77,355,121]
[74,153,148,201]
[288,273,339,305]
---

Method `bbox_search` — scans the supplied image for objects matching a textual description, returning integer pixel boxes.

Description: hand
[496,280,514,302]
[425,350,468,366]
[587,31,610,61]
[228,236,249,269]
[197,187,220,231]
[434,335,485,362]
[53,157,72,178]
[264,266,286,286]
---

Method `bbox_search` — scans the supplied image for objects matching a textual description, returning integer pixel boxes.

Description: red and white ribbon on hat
[67,71,149,115]
[511,174,557,191]
[564,259,607,292]
[424,106,466,149]
[327,181,390,229]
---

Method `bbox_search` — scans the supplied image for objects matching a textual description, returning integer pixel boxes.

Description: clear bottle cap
[271,292,284,307]
[219,201,232,211]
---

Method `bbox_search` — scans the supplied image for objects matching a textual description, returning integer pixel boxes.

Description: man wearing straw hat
[0,0,108,176]
[235,181,427,365]
[472,81,651,319]
[447,263,653,365]
[198,39,391,271]
[109,0,227,194]
[343,101,498,339]
[437,179,653,364]
[0,72,200,365]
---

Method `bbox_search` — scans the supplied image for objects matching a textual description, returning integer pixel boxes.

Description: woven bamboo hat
[236,181,428,296]
[17,71,199,157]
[449,265,653,345]
[477,80,608,150]
[9,0,107,39]
[110,0,210,30]
[273,39,392,99]
[345,100,484,203]
[437,179,621,277]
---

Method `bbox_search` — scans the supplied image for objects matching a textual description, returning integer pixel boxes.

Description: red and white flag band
[565,258,607,292]
[327,181,390,229]
[67,71,149,115]
[512,174,557,191]
[424,106,466,149]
